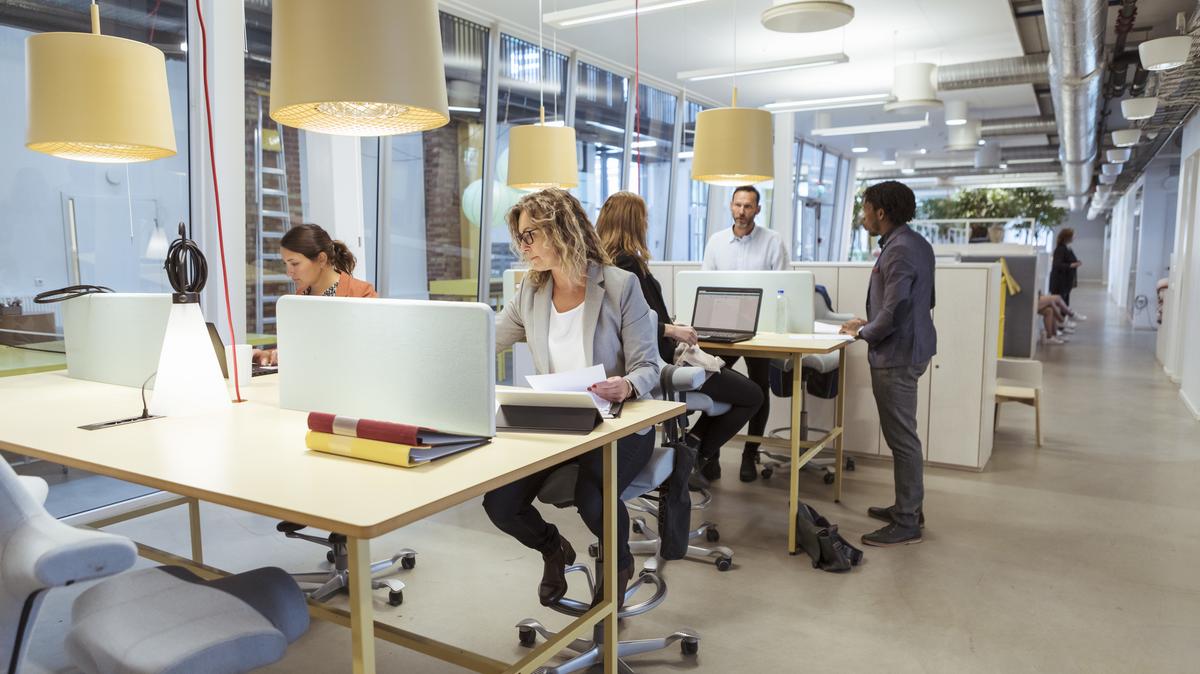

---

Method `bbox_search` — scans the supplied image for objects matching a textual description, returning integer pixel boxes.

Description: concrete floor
[20,286,1200,673]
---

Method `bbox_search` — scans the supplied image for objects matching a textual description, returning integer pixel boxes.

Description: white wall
[1133,159,1178,327]
[1175,114,1200,418]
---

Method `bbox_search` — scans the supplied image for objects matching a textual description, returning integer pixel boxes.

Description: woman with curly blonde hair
[488,188,659,610]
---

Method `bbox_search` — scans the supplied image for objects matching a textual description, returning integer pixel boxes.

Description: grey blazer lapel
[530,278,553,374]
[582,264,605,365]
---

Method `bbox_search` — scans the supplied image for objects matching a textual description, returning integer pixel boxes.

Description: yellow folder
[305,431,485,468]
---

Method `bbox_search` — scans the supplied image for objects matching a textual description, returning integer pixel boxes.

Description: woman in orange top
[254,224,376,365]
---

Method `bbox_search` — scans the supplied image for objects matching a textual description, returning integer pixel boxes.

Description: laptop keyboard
[697,330,745,340]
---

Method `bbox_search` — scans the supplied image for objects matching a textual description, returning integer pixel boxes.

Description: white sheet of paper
[813,321,843,335]
[524,364,614,417]
[788,334,855,342]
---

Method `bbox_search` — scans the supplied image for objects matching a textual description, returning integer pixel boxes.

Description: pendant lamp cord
[194,0,243,403]
[538,0,544,120]
[635,0,640,185]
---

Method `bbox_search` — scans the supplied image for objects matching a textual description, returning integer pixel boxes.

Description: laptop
[691,287,762,343]
[205,322,277,377]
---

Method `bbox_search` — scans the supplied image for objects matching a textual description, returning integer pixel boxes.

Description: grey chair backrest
[0,460,137,674]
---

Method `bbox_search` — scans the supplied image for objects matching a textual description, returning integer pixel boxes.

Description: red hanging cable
[634,0,641,188]
[194,0,243,403]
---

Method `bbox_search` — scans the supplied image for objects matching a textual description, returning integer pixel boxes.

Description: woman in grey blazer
[488,188,660,609]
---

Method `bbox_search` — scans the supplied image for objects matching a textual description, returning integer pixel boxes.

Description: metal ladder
[254,93,292,333]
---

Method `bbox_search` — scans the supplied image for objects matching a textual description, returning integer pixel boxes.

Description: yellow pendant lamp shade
[507,108,579,190]
[691,91,773,186]
[25,3,176,163]
[270,0,449,136]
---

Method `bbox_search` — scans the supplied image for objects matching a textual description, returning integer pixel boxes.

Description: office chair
[760,286,857,483]
[1,460,309,674]
[275,521,415,606]
[623,363,734,573]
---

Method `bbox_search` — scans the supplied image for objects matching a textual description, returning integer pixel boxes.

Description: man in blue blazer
[841,181,936,547]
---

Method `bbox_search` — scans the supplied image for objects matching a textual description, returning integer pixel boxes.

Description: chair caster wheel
[388,590,403,606]
[681,637,699,655]
[761,468,773,479]
[588,543,599,558]
[705,528,720,542]
[518,626,537,648]
[715,556,732,572]
[401,555,416,570]
[326,550,336,564]
[823,472,835,485]
[846,457,856,471]
[632,521,643,535]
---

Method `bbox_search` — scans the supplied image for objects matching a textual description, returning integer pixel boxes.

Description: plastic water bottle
[774,289,788,333]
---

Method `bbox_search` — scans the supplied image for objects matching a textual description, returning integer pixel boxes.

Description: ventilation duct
[1043,0,1107,210]
[979,116,1058,137]
[1000,145,1061,162]
[936,54,1051,90]
[859,161,1061,180]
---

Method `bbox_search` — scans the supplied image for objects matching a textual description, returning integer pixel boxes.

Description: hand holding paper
[524,364,616,417]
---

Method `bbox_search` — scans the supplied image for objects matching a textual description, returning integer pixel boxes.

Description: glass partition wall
[575,62,628,221]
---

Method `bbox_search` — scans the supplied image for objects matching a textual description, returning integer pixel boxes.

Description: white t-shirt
[702,224,789,271]
[547,301,587,374]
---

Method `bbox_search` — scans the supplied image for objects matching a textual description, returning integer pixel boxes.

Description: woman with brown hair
[488,188,659,608]
[254,224,377,365]
[1050,227,1083,307]
[596,191,763,483]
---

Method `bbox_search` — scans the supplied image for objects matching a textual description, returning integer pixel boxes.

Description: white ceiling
[454,0,1041,157]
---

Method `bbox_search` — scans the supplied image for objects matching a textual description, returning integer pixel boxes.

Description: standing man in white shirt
[700,185,788,482]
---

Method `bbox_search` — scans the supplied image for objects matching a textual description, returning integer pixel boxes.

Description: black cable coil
[164,222,208,303]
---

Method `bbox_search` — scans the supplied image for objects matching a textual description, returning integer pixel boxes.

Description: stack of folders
[305,412,490,468]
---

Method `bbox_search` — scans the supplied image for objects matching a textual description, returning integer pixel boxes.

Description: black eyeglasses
[515,227,540,246]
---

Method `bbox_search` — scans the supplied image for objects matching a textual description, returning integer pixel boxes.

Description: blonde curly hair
[507,188,610,289]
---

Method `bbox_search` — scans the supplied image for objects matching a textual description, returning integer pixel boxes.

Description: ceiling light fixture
[631,140,658,148]
[678,52,848,82]
[810,112,930,137]
[1121,96,1159,120]
[851,135,869,153]
[25,1,176,162]
[762,93,889,113]
[447,105,481,113]
[1101,163,1122,176]
[947,120,981,151]
[507,0,578,189]
[1138,35,1192,71]
[1107,148,1131,163]
[270,0,449,135]
[881,148,897,165]
[545,0,711,28]
[899,157,916,175]
[761,1,855,33]
[884,62,942,112]
[944,99,968,126]
[1099,173,1118,184]
[1112,129,1141,147]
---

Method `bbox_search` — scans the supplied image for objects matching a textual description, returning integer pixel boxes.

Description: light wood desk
[697,333,854,555]
[0,371,683,674]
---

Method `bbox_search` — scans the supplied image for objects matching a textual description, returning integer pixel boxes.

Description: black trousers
[688,367,764,461]
[482,430,655,571]
[719,356,772,456]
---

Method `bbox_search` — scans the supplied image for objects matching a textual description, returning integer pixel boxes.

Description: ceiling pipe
[979,115,1058,136]
[858,161,1062,180]
[936,54,1051,90]
[1000,145,1061,161]
[1043,0,1107,210]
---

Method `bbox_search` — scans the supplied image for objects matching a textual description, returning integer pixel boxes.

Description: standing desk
[697,333,854,555]
[0,372,684,674]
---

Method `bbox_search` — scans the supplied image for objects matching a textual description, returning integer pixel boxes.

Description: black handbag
[794,501,864,572]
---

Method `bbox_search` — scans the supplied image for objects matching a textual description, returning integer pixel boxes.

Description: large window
[669,101,710,260]
[1,1,190,359]
[630,84,677,259]
[490,33,568,287]
[575,62,628,220]
[794,141,850,261]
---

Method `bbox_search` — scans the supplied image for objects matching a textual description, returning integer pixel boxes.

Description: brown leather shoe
[538,536,576,606]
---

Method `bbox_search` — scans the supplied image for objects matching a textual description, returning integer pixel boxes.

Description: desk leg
[187,497,203,564]
[834,348,847,503]
[602,440,618,674]
[788,353,803,555]
[347,536,377,674]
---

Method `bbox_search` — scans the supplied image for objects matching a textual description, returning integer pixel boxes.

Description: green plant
[915,187,1066,228]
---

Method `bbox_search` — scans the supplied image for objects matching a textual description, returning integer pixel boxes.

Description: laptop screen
[693,287,762,333]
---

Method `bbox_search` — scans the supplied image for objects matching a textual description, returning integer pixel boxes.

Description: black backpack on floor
[794,501,864,573]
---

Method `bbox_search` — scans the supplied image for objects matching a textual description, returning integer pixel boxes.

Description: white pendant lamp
[1107,148,1132,163]
[899,157,916,175]
[1112,129,1141,147]
[1138,35,1192,71]
[944,99,968,126]
[974,143,1000,169]
[1121,96,1159,121]
[25,2,176,162]
[1101,163,1123,176]
[851,135,869,153]
[761,1,854,33]
[270,0,449,135]
[506,0,578,189]
[881,148,897,165]
[1099,173,1118,185]
[692,89,774,185]
[946,120,981,151]
[884,63,942,112]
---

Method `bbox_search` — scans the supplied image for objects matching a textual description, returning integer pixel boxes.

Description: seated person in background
[490,188,659,609]
[595,191,762,483]
[1037,292,1078,346]
[254,223,377,365]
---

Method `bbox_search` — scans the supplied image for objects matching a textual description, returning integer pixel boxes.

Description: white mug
[224,344,252,387]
